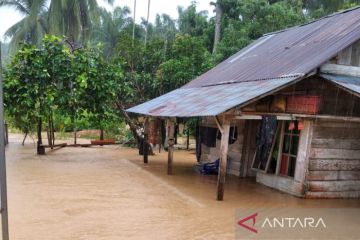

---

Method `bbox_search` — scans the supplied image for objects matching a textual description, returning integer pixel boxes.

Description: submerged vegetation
[1,0,359,151]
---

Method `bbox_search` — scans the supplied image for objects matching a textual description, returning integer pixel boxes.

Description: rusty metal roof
[127,7,360,117]
[185,7,360,88]
[320,74,360,97]
[126,76,300,117]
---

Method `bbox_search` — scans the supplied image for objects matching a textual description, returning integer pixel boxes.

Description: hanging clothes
[195,124,201,162]
[217,126,238,144]
[200,126,217,148]
[138,137,144,156]
[255,116,278,170]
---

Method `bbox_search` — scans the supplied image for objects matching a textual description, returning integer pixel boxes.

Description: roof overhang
[320,73,360,97]
[126,76,302,117]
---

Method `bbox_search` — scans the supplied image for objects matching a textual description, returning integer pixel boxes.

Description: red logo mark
[238,213,258,233]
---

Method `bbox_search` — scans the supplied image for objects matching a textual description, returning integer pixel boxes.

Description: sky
[0,0,214,42]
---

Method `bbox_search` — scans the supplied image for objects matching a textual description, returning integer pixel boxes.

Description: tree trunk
[211,1,223,54]
[37,118,45,155]
[51,115,55,146]
[115,101,141,144]
[73,116,77,144]
[47,119,52,148]
[22,132,28,146]
[100,129,104,140]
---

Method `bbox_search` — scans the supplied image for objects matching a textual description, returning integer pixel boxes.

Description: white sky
[0,0,214,42]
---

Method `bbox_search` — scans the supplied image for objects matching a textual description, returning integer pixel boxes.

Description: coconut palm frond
[0,0,29,14]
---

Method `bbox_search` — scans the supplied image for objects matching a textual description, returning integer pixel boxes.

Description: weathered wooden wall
[201,118,245,176]
[305,120,360,198]
[336,39,360,66]
[275,76,360,117]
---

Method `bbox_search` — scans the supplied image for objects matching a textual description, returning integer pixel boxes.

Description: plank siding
[306,118,360,198]
[257,172,304,197]
[307,171,360,181]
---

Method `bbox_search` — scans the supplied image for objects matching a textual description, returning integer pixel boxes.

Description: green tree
[71,46,122,140]
[303,0,360,18]
[0,0,48,53]
[4,36,65,152]
[156,34,213,94]
[91,6,132,59]
[48,0,114,44]
[215,0,306,61]
[4,35,123,151]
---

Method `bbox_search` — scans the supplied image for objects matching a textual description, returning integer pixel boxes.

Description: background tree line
[1,0,360,151]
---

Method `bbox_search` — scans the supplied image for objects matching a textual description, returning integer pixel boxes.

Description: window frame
[251,120,302,178]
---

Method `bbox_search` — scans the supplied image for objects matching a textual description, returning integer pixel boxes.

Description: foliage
[156,34,213,94]
[215,0,306,61]
[0,0,48,53]
[4,35,123,138]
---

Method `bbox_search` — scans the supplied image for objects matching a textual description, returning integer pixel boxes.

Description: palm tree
[0,0,48,53]
[48,0,114,45]
[91,6,132,59]
[0,0,114,53]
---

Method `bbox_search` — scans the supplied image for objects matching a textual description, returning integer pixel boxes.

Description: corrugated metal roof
[127,76,300,117]
[320,74,360,97]
[185,7,360,88]
[127,7,360,117]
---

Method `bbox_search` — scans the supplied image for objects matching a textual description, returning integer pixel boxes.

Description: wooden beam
[320,63,360,77]
[216,117,230,201]
[234,112,360,123]
[275,122,285,176]
[167,118,175,175]
[234,115,292,120]
[294,120,313,184]
[143,118,149,164]
[40,143,67,148]
[214,116,223,132]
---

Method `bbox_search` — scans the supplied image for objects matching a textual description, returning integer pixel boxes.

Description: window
[279,121,301,177]
[252,120,301,178]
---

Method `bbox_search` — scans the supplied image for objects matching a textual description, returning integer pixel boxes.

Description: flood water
[3,134,360,239]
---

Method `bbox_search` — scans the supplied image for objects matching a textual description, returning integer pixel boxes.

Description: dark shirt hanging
[255,116,278,170]
[195,124,201,162]
[200,126,218,148]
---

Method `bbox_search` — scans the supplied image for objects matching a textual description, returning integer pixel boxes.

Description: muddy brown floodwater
[3,134,360,239]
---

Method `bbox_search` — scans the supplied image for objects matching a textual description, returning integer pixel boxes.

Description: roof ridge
[263,5,360,37]
[199,74,304,88]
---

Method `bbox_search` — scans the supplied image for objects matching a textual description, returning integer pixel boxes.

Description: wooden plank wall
[337,39,360,67]
[277,76,360,117]
[305,120,360,198]
[201,118,245,176]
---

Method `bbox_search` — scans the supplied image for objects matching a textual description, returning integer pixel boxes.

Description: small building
[127,7,360,200]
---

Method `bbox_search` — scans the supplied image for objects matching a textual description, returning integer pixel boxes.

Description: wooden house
[127,7,360,200]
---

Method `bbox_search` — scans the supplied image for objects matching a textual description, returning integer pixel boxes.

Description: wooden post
[167,118,175,175]
[51,115,55,146]
[215,116,230,201]
[186,129,190,150]
[143,118,149,164]
[37,118,45,155]
[100,129,104,140]
[0,40,9,240]
[4,120,8,145]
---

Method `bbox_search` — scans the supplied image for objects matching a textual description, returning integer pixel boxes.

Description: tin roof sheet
[126,76,300,117]
[320,74,360,97]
